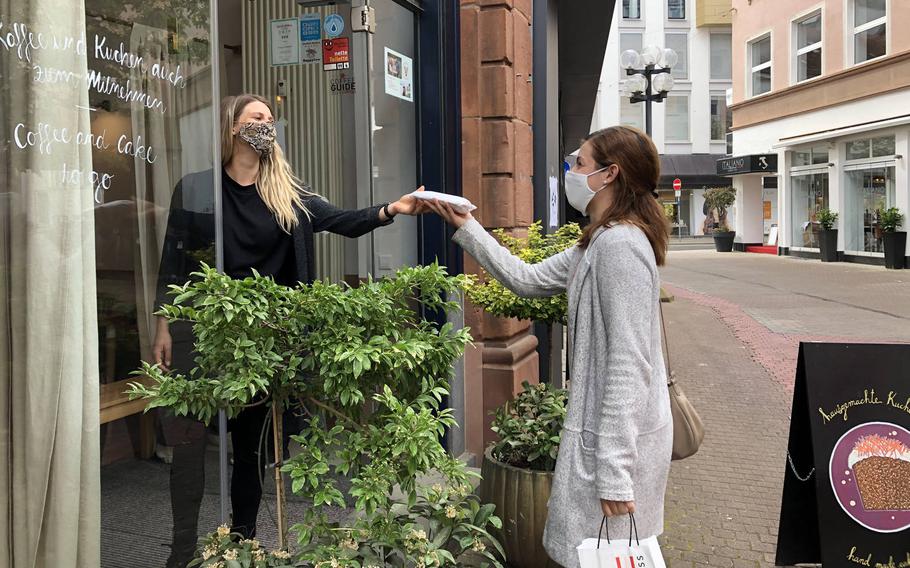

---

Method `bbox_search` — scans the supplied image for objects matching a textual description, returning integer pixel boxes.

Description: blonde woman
[428,126,672,568]
[152,94,425,567]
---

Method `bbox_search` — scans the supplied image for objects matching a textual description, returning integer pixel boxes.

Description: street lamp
[619,45,678,137]
[620,45,679,235]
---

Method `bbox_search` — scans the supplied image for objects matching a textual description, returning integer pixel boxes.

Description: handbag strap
[596,513,640,549]
[658,301,674,386]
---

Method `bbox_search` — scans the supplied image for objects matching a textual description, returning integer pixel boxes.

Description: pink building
[725,0,910,265]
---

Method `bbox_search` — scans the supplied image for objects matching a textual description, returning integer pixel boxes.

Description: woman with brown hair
[428,126,672,567]
[153,94,425,567]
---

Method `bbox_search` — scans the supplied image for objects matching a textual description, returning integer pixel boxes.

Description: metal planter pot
[819,229,839,262]
[713,231,736,253]
[883,231,907,269]
[478,448,558,568]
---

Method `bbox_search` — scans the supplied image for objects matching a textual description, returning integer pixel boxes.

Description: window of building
[623,0,641,19]
[852,0,887,64]
[791,173,830,249]
[620,98,645,131]
[665,33,689,80]
[710,33,732,80]
[749,34,772,96]
[793,145,829,166]
[795,11,822,82]
[620,32,644,63]
[666,95,690,141]
[710,95,731,142]
[845,167,895,253]
[668,0,685,19]
[846,135,896,160]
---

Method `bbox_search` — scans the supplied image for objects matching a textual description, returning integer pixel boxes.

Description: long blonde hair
[221,94,317,232]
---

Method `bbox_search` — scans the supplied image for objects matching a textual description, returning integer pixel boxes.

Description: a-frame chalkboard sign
[776,343,910,567]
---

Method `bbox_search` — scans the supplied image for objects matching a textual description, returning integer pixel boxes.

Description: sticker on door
[384,47,413,102]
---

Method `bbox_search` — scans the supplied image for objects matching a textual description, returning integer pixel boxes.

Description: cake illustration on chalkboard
[847,434,910,511]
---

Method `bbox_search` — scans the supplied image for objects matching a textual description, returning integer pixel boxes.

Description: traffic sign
[675,189,681,199]
[673,178,682,191]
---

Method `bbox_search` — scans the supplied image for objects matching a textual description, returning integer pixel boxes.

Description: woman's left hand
[600,499,635,517]
[389,186,428,216]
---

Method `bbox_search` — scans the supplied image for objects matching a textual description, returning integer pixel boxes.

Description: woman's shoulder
[587,223,656,269]
[592,223,650,249]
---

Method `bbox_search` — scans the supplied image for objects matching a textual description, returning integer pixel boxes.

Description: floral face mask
[236,121,276,157]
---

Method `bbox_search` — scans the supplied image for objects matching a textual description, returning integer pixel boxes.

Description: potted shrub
[129,264,506,567]
[879,207,906,269]
[704,187,736,252]
[478,381,567,568]
[816,208,839,262]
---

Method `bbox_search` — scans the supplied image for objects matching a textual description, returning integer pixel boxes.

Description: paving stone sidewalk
[657,295,793,567]
[656,251,908,567]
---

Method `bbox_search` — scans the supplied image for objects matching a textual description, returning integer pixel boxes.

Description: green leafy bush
[704,187,736,233]
[878,207,904,233]
[463,222,581,325]
[489,381,567,472]
[816,208,839,231]
[129,264,504,567]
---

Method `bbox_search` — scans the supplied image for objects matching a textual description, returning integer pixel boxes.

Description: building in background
[593,0,734,236]
[726,0,910,263]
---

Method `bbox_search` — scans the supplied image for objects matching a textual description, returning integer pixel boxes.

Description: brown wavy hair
[577,126,669,266]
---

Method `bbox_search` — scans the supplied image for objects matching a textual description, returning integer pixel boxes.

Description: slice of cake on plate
[848,434,910,511]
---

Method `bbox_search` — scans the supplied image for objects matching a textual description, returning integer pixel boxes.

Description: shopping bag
[577,515,667,568]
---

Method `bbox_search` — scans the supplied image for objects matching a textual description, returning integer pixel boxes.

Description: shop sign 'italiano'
[776,343,910,568]
[716,154,778,176]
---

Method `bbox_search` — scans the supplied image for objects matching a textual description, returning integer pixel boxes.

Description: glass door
[359,0,419,277]
[846,167,895,254]
[790,173,829,249]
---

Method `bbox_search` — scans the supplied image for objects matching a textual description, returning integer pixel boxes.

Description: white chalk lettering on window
[2,18,192,203]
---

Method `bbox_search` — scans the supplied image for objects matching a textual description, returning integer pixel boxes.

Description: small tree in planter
[704,187,736,252]
[816,208,839,262]
[479,382,567,568]
[879,207,906,269]
[129,264,505,567]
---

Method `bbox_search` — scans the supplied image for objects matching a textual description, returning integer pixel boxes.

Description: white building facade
[593,0,734,236]
[727,0,910,265]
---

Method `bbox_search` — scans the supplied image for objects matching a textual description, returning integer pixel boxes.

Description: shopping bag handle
[596,513,640,549]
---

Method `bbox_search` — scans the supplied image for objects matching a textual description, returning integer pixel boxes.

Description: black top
[155,168,393,310]
[221,169,297,286]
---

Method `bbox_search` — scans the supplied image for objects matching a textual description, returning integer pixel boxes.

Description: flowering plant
[188,525,294,568]
[296,484,504,567]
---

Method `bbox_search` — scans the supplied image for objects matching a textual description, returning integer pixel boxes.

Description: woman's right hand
[425,200,473,229]
[152,317,172,371]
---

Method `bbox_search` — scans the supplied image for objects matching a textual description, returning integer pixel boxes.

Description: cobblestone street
[657,251,909,567]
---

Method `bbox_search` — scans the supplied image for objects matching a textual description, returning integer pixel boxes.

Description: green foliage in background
[489,381,568,472]
[816,208,839,231]
[463,222,582,325]
[704,187,736,219]
[878,207,904,233]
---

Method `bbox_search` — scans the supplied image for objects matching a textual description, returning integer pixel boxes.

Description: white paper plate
[411,190,477,214]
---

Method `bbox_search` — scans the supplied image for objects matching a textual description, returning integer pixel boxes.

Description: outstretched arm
[429,201,577,297]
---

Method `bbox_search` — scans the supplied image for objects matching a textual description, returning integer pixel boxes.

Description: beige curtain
[1,0,101,567]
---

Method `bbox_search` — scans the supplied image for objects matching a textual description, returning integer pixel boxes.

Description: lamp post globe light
[619,45,677,137]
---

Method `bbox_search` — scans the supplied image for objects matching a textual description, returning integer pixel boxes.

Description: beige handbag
[659,303,705,460]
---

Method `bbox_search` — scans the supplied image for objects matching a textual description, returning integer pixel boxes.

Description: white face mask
[565,166,608,215]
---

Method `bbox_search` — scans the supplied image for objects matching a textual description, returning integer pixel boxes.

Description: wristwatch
[382,202,396,219]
